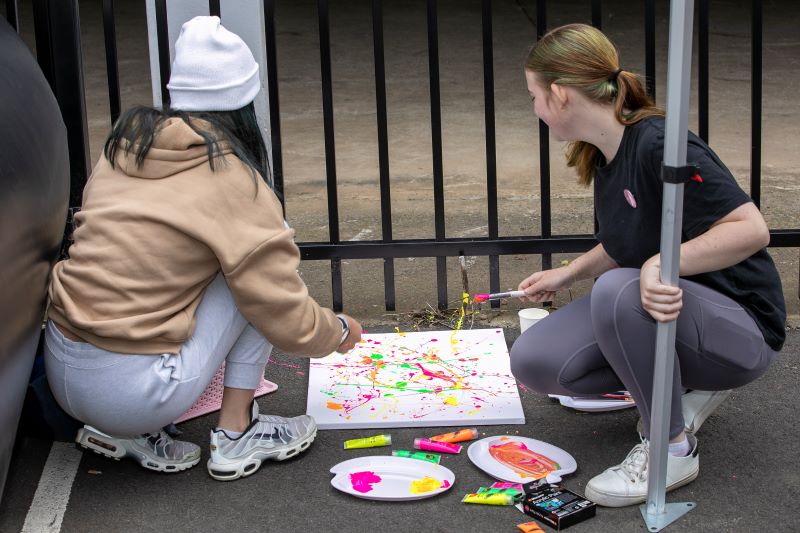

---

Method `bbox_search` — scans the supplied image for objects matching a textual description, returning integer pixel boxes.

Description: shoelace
[142,431,175,458]
[618,439,649,483]
[253,419,293,444]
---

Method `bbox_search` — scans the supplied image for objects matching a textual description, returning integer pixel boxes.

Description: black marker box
[520,480,596,531]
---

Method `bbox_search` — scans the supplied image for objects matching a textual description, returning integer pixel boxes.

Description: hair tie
[609,68,623,82]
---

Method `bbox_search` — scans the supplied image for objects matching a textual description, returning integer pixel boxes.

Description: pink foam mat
[175,363,278,424]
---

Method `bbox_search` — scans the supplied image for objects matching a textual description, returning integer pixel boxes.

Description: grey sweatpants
[44,273,272,437]
[510,268,777,439]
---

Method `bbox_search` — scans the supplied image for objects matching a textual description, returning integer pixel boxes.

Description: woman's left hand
[640,255,683,322]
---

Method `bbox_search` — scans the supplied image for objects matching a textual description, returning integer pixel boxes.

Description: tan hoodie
[48,117,342,356]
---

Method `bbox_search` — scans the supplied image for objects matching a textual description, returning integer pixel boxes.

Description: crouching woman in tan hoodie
[43,15,359,481]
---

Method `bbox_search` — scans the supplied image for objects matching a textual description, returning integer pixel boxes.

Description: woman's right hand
[517,266,573,303]
[336,314,362,353]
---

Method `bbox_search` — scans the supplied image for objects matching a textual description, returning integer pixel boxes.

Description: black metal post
[317,0,343,311]
[209,0,221,17]
[698,0,709,142]
[102,0,120,125]
[536,0,551,274]
[32,0,90,209]
[263,0,284,203]
[645,0,656,99]
[591,0,602,29]
[482,0,500,307]
[154,0,171,108]
[750,0,762,207]
[372,0,396,311]
[427,0,448,309]
[5,0,19,32]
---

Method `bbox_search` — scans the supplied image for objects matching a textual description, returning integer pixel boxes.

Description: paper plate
[548,393,635,412]
[467,436,577,484]
[330,456,455,501]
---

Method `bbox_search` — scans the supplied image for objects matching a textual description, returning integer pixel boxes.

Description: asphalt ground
[2,321,798,533]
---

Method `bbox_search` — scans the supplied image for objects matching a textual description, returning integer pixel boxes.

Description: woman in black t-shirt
[509,24,785,508]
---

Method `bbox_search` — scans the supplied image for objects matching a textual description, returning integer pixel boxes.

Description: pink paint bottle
[414,437,462,454]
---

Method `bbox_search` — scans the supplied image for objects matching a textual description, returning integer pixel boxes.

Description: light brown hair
[525,23,664,186]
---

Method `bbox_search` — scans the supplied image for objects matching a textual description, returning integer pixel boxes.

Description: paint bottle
[491,482,523,490]
[413,438,461,454]
[475,486,523,501]
[461,492,514,506]
[430,427,479,443]
[343,434,392,449]
[517,521,545,533]
[392,450,441,464]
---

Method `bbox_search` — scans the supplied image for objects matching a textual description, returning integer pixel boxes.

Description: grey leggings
[510,268,777,439]
[45,273,272,437]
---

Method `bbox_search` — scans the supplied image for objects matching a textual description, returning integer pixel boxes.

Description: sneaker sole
[76,428,201,473]
[584,467,700,508]
[206,425,317,482]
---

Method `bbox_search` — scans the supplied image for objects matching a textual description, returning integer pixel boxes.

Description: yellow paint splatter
[409,476,443,494]
[443,395,458,406]
[449,293,468,345]
[326,401,344,410]
[467,408,481,415]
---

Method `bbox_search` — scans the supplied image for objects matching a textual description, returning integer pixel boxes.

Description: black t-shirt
[594,116,786,351]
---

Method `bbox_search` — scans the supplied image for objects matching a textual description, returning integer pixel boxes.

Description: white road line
[22,442,82,533]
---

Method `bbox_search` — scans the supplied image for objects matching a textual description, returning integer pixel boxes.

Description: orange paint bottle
[430,427,479,443]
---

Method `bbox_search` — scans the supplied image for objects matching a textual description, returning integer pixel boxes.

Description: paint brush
[473,290,525,303]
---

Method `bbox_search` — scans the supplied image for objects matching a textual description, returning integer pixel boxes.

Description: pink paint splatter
[350,471,382,493]
[441,479,451,488]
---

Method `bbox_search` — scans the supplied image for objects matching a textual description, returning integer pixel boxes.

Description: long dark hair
[103,101,272,191]
[525,24,664,186]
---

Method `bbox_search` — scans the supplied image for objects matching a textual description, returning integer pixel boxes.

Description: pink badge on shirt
[623,188,637,208]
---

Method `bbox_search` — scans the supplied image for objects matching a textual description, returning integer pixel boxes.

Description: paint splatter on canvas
[307,329,525,429]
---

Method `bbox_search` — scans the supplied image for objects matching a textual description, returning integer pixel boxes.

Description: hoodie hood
[116,117,231,179]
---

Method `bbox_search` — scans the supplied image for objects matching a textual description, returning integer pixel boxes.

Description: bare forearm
[566,243,618,282]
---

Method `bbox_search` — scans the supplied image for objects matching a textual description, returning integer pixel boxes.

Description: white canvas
[306,328,526,429]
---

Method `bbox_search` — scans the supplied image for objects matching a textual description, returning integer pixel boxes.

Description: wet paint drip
[489,441,561,479]
[349,471,382,493]
[623,188,637,208]
[449,292,469,345]
[409,476,446,494]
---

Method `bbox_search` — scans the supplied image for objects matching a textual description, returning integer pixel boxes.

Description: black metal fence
[5,0,799,313]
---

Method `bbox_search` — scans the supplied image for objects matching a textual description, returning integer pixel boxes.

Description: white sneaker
[584,434,699,507]
[76,425,201,473]
[207,401,316,481]
[637,389,731,436]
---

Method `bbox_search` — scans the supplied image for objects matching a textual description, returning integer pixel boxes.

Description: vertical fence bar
[426,0,448,309]
[209,0,221,17]
[591,0,602,29]
[482,0,500,308]
[371,0,396,311]
[32,0,90,209]
[263,0,284,202]
[750,0,762,207]
[645,0,656,99]
[154,0,171,108]
[317,0,343,311]
[536,0,551,274]
[698,0,708,142]
[102,0,121,125]
[6,0,19,32]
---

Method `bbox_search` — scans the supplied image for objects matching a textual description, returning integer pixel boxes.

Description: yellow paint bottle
[461,492,514,506]
[343,434,392,449]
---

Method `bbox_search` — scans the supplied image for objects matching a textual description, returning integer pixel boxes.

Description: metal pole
[641,0,697,530]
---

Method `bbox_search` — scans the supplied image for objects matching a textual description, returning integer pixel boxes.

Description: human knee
[509,336,559,393]
[591,268,642,325]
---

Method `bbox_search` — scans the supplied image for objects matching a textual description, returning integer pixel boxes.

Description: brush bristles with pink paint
[474,290,525,303]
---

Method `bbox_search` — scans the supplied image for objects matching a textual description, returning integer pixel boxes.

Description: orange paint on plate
[489,441,560,479]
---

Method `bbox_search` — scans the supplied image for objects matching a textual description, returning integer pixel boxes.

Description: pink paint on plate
[623,188,637,208]
[349,471,382,493]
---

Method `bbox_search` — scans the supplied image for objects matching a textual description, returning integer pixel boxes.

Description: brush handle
[487,290,525,300]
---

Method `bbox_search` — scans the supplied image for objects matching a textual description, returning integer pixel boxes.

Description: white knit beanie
[167,16,260,111]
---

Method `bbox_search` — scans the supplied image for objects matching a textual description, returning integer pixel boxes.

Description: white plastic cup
[518,307,549,333]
